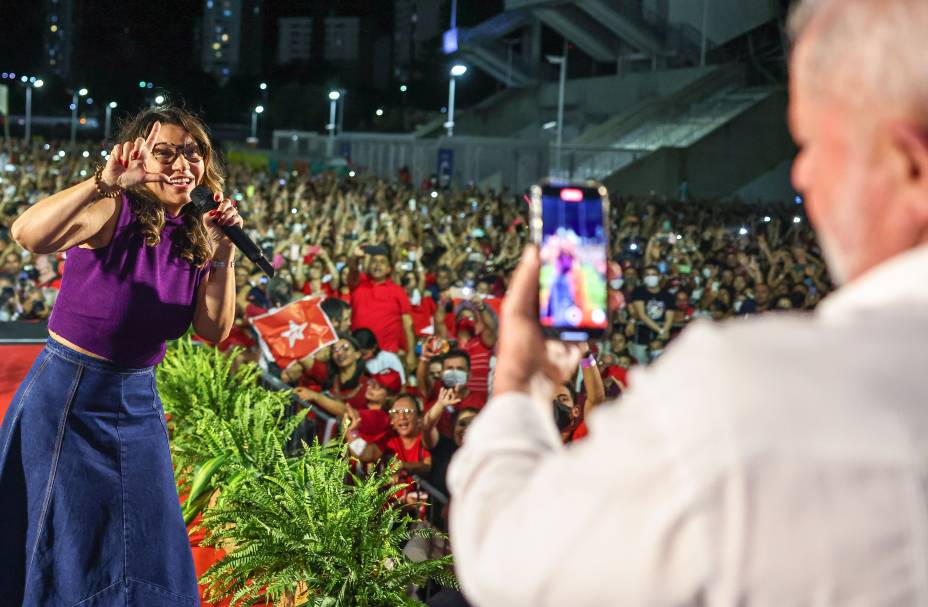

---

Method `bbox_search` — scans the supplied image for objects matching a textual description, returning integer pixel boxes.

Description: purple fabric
[48,193,208,366]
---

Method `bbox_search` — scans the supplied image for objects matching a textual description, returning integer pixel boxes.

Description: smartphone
[531,180,610,341]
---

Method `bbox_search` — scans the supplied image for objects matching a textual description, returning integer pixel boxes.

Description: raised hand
[99,121,171,191]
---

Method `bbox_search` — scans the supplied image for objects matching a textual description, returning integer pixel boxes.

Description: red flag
[250,296,338,370]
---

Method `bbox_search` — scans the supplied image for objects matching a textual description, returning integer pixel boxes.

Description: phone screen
[535,183,609,340]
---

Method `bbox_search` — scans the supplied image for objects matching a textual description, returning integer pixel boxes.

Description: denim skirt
[0,338,199,606]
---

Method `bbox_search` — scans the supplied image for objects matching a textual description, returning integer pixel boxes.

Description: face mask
[702,268,712,279]
[643,275,660,289]
[553,400,573,431]
[441,369,468,388]
[609,278,624,290]
[691,288,704,302]
[456,318,477,335]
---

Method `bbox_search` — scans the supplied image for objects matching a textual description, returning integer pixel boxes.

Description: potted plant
[199,440,457,607]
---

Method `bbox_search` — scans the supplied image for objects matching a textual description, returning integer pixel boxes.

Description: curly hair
[114,106,224,267]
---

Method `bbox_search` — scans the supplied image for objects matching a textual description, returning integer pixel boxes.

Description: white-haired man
[447,1,928,605]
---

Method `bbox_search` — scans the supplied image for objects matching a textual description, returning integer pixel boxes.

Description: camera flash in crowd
[763,216,771,223]
[739,226,749,236]
[793,216,802,224]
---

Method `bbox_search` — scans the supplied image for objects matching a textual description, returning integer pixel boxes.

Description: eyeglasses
[389,407,416,417]
[151,143,203,165]
[333,342,353,355]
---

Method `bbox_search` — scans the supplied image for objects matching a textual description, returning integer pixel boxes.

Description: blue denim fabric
[0,338,198,606]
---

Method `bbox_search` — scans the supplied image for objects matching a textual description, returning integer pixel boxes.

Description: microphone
[189,185,275,278]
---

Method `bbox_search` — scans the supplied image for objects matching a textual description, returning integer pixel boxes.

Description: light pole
[445,64,467,137]
[70,87,88,145]
[546,42,568,173]
[327,90,340,157]
[105,101,117,143]
[251,105,264,143]
[336,90,345,135]
[24,77,44,144]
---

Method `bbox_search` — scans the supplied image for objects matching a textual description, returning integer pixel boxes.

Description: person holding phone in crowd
[448,1,928,603]
[0,107,241,605]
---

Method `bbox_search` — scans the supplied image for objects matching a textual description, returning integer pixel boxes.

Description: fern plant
[158,336,262,431]
[158,337,305,523]
[199,440,457,607]
[178,389,309,524]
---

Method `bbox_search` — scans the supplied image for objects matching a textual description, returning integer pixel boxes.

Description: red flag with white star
[250,296,338,370]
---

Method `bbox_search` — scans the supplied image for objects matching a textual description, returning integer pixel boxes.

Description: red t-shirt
[459,336,493,397]
[358,408,392,449]
[384,433,430,464]
[301,280,336,298]
[409,296,437,337]
[350,274,412,353]
[299,361,371,410]
[427,389,487,438]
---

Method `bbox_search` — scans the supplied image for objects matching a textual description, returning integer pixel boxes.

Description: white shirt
[448,244,928,607]
[365,349,406,384]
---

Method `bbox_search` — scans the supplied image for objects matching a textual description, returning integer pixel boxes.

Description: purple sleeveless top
[48,193,209,367]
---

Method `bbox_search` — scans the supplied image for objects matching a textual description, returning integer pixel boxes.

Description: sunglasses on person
[151,143,203,165]
[389,407,417,417]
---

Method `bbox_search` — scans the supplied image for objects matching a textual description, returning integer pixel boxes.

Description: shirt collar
[818,244,928,321]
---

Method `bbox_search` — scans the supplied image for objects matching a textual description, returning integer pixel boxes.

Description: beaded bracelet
[93,165,123,199]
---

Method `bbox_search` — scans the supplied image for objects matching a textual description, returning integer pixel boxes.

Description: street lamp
[251,105,264,143]
[327,90,340,156]
[23,77,43,143]
[546,42,568,173]
[105,101,117,143]
[70,87,89,145]
[444,64,467,137]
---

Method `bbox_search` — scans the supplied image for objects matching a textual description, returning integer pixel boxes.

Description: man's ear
[889,124,928,221]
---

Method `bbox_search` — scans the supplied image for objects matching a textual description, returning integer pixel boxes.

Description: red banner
[0,344,44,424]
[250,296,338,370]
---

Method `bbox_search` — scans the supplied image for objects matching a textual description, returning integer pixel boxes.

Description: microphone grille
[189,185,216,212]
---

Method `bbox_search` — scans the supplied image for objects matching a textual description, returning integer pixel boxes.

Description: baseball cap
[370,369,402,395]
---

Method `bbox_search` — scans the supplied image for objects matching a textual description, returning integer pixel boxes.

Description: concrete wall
[456,65,715,138]
[735,157,797,204]
[667,0,778,45]
[605,88,794,200]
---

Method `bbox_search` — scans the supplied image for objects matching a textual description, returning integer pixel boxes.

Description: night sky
[0,0,506,133]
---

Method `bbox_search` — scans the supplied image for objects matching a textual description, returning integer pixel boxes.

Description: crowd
[0,136,833,523]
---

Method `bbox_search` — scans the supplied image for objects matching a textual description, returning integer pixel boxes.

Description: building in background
[324,17,361,63]
[200,0,262,80]
[393,0,444,80]
[278,17,313,65]
[44,0,75,78]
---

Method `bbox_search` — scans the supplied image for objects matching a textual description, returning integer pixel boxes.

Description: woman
[292,337,371,415]
[1,107,241,606]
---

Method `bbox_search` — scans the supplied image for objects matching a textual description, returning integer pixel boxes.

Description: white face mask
[643,275,660,289]
[702,268,712,279]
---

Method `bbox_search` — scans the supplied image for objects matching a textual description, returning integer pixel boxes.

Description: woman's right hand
[99,121,171,191]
